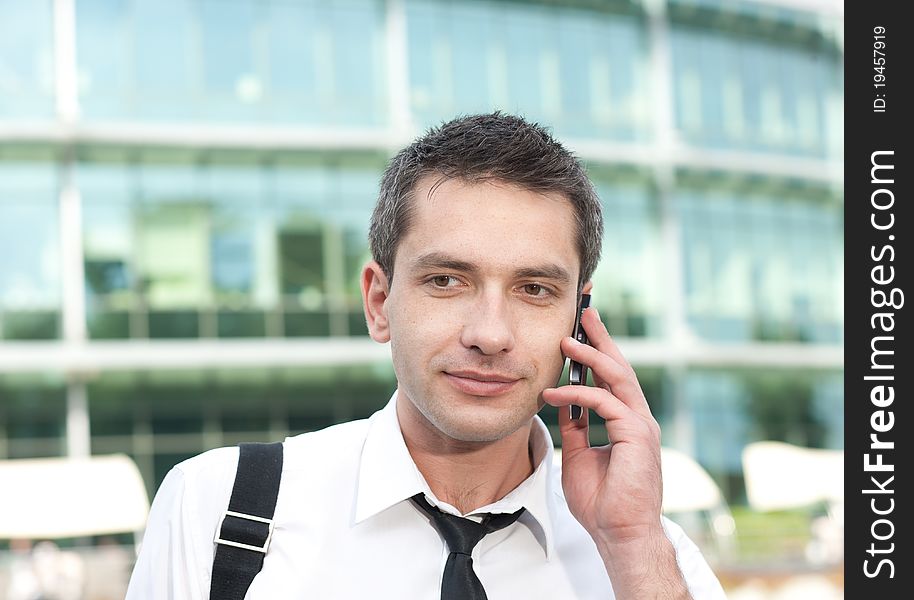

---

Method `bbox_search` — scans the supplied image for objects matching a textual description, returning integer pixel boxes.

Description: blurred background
[0,0,843,598]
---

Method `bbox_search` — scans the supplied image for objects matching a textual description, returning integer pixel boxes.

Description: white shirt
[126,392,727,599]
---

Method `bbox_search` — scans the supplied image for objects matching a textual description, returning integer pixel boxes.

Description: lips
[443,370,520,396]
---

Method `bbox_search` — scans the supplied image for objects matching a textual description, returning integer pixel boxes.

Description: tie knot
[411,493,525,555]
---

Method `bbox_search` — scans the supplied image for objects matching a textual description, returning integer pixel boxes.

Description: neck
[396,396,536,515]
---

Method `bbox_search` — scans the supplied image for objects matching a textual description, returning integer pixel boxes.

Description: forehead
[394,175,580,277]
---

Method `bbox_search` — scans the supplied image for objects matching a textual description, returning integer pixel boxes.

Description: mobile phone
[568,293,591,420]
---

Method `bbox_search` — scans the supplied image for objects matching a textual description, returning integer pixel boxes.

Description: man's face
[368,175,581,443]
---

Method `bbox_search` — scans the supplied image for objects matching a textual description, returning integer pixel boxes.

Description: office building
[1,0,843,509]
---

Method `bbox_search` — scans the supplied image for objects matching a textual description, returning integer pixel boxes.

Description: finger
[560,335,652,419]
[544,387,590,455]
[581,307,635,375]
[543,385,651,446]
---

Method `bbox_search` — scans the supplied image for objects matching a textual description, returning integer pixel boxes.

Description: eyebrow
[410,252,573,286]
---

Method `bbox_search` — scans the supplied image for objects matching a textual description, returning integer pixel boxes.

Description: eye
[429,275,458,288]
[521,283,550,297]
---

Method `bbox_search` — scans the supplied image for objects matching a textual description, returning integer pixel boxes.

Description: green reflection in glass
[138,202,212,308]
[278,228,325,300]
[84,366,397,491]
[81,159,135,339]
[217,310,267,338]
[74,149,386,339]
[2,311,59,340]
[0,377,66,443]
[148,310,199,339]
[283,311,331,337]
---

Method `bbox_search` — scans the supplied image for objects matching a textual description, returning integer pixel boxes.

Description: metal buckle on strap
[214,510,275,553]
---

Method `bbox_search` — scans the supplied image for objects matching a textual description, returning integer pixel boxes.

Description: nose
[459,291,516,355]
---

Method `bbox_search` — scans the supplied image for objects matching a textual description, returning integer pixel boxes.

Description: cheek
[523,323,569,373]
[388,297,454,354]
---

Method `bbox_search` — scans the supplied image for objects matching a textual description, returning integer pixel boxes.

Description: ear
[581,280,594,294]
[361,260,392,343]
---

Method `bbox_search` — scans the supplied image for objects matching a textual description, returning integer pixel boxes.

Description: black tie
[411,493,526,600]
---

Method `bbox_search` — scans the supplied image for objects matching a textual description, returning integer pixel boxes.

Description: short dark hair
[369,112,604,286]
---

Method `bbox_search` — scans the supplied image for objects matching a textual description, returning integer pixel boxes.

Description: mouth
[443,370,521,397]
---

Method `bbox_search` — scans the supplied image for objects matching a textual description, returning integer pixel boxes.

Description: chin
[429,399,534,443]
[438,422,514,444]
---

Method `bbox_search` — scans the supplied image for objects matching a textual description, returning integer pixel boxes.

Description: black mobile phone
[568,293,591,420]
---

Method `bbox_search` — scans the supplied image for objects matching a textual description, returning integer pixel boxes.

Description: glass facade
[0,374,67,459]
[590,169,665,337]
[407,0,650,140]
[75,0,388,124]
[1,0,843,531]
[686,368,843,501]
[677,177,843,343]
[0,1,56,119]
[0,152,62,340]
[669,23,842,157]
[78,150,382,340]
[86,365,397,490]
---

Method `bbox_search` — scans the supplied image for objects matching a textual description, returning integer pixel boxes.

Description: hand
[542,308,693,598]
[543,306,663,542]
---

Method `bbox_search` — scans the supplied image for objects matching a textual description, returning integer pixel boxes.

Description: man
[126,113,726,599]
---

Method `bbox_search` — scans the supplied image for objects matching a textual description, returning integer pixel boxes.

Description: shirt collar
[354,390,556,560]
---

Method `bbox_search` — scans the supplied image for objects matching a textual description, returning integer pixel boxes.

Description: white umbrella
[0,454,149,539]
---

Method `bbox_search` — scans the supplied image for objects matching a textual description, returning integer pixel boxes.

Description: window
[589,170,663,338]
[0,0,55,118]
[76,0,388,125]
[406,0,649,141]
[81,159,134,338]
[670,25,841,157]
[0,376,67,459]
[0,160,60,340]
[677,179,842,343]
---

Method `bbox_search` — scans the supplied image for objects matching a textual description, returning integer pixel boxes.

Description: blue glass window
[589,172,663,338]
[204,163,266,301]
[0,161,60,339]
[670,25,841,157]
[406,0,649,141]
[677,183,842,343]
[131,0,197,120]
[0,0,55,118]
[76,0,388,125]
[81,160,135,339]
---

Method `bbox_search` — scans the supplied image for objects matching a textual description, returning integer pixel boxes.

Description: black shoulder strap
[210,441,284,600]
